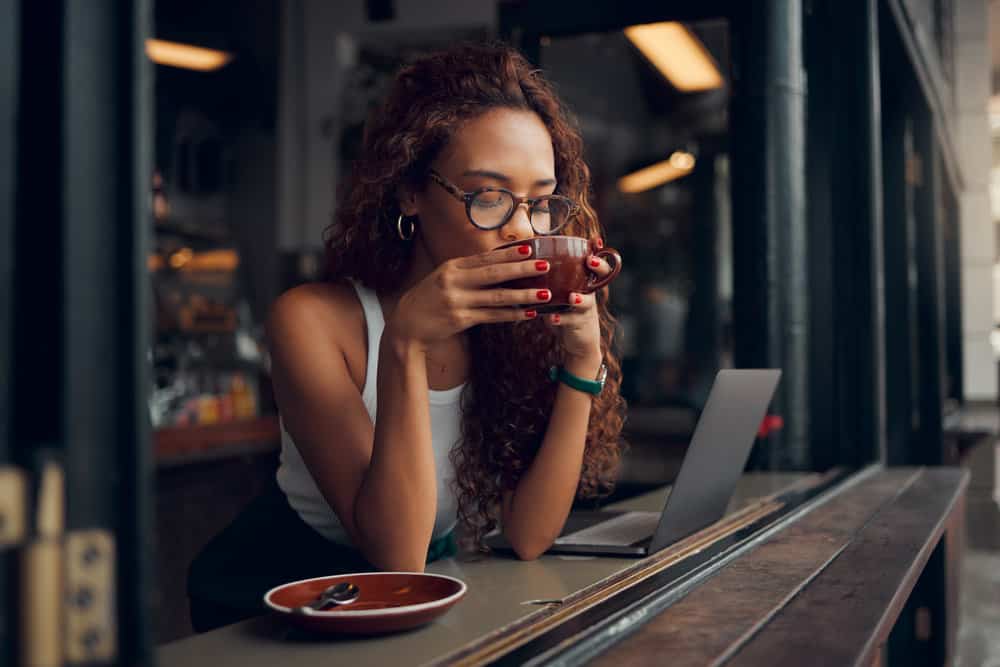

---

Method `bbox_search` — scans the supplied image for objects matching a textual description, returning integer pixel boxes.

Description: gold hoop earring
[396,214,416,241]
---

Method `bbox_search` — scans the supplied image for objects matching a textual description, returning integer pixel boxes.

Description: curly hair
[324,41,626,549]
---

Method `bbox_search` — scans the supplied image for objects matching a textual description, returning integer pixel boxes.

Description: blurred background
[3,0,1000,663]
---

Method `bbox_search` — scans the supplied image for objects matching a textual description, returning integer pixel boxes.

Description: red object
[537,289,551,301]
[265,572,466,635]
[589,258,601,267]
[574,294,582,304]
[757,414,785,438]
[517,244,531,255]
[525,310,537,319]
[535,260,549,271]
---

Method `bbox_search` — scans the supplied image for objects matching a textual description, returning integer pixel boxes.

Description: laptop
[487,369,781,557]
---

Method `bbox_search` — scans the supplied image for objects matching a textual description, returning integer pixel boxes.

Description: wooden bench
[589,466,968,666]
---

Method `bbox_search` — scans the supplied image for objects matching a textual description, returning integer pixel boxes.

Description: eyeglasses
[428,169,578,235]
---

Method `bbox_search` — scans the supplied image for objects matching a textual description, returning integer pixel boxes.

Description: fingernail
[553,314,561,324]
[595,238,604,249]
[518,244,531,255]
[573,294,582,304]
[525,310,537,319]
[535,260,549,271]
[589,258,600,268]
[537,289,551,301]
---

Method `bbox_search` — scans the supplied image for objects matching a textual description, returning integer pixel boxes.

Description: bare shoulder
[267,281,366,364]
[269,281,360,330]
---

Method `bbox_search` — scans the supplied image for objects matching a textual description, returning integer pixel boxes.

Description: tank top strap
[348,279,384,414]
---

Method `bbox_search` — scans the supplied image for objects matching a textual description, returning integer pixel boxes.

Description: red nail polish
[553,314,561,324]
[574,294,582,304]
[517,244,531,255]
[535,260,549,271]
[590,258,600,267]
[537,289,551,301]
[525,310,537,319]
[595,238,604,249]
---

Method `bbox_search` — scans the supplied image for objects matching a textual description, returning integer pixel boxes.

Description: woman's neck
[382,235,436,317]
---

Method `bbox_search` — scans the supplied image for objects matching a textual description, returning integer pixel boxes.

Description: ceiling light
[618,151,696,194]
[624,22,723,92]
[145,39,233,72]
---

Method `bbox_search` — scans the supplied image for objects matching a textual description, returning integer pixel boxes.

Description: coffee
[495,235,622,313]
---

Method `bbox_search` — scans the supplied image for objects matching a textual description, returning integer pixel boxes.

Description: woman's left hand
[546,238,613,364]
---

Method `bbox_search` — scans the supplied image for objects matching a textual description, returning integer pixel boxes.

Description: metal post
[0,0,19,660]
[731,0,809,469]
[913,103,946,465]
[62,1,154,663]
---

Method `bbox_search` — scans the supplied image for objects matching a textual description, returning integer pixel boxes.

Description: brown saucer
[264,572,467,635]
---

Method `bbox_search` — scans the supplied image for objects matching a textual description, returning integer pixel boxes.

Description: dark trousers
[187,480,456,633]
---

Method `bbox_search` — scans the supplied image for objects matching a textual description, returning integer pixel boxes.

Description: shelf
[154,415,281,468]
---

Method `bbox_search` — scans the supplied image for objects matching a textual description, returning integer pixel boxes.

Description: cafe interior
[3,0,1000,665]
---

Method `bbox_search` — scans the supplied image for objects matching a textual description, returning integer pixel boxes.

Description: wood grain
[727,467,967,666]
[588,467,921,667]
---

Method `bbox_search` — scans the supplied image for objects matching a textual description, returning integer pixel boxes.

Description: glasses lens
[470,190,515,228]
[531,197,574,234]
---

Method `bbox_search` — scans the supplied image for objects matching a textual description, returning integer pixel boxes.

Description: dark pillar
[731,0,809,469]
[685,146,722,382]
[0,0,18,659]
[11,1,154,663]
[62,2,155,662]
[804,0,887,470]
[913,101,946,465]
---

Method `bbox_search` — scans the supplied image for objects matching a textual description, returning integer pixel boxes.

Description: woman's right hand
[386,243,552,349]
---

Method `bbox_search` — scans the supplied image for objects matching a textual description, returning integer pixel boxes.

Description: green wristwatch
[549,363,608,396]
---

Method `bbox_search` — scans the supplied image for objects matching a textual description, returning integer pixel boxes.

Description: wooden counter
[157,472,810,666]
[157,467,967,666]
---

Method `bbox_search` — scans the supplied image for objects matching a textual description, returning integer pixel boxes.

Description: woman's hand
[386,243,551,349]
[545,238,613,365]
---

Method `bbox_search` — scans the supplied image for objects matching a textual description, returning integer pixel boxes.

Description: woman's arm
[269,286,438,572]
[501,243,616,560]
[352,330,439,570]
[500,352,603,560]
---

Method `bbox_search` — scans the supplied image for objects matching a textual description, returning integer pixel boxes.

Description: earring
[396,214,416,241]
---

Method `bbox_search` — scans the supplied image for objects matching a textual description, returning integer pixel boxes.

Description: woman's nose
[501,202,534,242]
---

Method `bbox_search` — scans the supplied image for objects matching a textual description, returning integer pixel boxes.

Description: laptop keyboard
[554,511,661,547]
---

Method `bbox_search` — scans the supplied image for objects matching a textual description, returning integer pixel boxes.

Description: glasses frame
[428,169,578,235]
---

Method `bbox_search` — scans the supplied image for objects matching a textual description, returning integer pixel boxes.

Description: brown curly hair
[324,41,626,549]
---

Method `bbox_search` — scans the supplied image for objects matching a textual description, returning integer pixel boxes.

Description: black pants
[187,480,456,633]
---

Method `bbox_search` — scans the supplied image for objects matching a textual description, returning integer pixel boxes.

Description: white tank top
[276,280,464,545]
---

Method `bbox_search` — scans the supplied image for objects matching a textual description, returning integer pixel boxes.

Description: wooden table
[158,467,967,666]
[158,472,808,665]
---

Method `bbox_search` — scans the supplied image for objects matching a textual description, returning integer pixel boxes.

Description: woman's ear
[397,184,419,217]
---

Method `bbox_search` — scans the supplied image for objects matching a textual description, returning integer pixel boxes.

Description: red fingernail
[589,258,600,267]
[535,260,549,271]
[595,238,604,249]
[553,314,561,324]
[574,294,582,304]
[517,244,531,255]
[525,310,537,319]
[537,289,551,301]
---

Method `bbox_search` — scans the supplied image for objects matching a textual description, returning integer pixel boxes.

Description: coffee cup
[494,235,622,313]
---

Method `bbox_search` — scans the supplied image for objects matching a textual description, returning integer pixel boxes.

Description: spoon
[292,582,360,614]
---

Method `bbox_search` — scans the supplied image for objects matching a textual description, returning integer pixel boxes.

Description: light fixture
[624,22,723,92]
[618,151,697,194]
[145,38,233,72]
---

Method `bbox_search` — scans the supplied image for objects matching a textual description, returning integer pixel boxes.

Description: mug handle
[584,248,622,292]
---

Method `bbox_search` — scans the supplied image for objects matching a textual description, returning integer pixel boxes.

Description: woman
[188,41,625,632]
